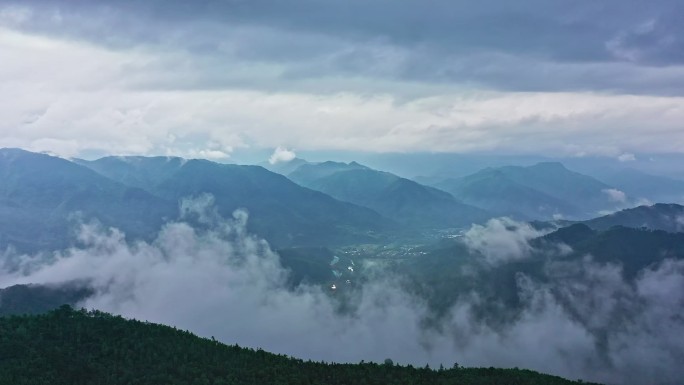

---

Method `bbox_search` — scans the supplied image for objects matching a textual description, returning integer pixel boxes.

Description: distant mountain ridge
[150,159,393,246]
[583,203,684,233]
[587,168,684,204]
[434,162,625,220]
[0,148,176,252]
[288,161,368,185]
[0,149,396,252]
[287,161,490,228]
[260,157,309,176]
[76,155,397,247]
[74,156,188,191]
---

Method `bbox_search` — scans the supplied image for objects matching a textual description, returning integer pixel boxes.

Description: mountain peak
[529,162,568,171]
[584,203,684,233]
[0,147,27,154]
[0,147,52,159]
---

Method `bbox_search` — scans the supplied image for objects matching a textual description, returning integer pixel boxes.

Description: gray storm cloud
[4,1,684,97]
[1,1,684,160]
[1,200,683,384]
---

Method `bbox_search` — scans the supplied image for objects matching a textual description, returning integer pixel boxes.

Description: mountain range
[78,155,393,247]
[3,148,683,255]
[0,149,396,252]
[432,162,627,220]
[2,149,683,384]
[287,161,490,228]
[583,203,684,233]
[0,149,175,252]
[588,168,684,204]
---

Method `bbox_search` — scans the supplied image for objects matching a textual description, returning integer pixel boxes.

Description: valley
[1,148,683,385]
[2,2,682,383]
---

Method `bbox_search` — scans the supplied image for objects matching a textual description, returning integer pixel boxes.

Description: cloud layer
[1,202,683,384]
[0,1,683,158]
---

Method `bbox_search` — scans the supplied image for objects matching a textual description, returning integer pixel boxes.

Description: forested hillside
[0,307,598,385]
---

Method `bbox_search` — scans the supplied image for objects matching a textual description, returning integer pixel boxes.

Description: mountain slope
[435,162,621,220]
[289,163,490,228]
[81,157,394,247]
[260,157,310,175]
[0,148,175,252]
[538,223,684,278]
[74,156,187,191]
[401,223,684,316]
[435,168,577,219]
[500,162,611,205]
[0,306,600,385]
[583,203,684,233]
[590,168,684,204]
[0,284,92,317]
[288,161,369,186]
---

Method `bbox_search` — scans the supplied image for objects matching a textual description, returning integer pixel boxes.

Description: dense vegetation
[0,306,599,385]
[0,284,92,317]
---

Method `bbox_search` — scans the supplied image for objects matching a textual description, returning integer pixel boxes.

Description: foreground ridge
[0,306,599,385]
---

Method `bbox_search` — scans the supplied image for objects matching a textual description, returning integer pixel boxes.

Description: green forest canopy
[0,306,601,385]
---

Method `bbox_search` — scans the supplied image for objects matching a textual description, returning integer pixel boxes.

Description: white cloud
[602,188,628,203]
[618,153,637,162]
[635,198,653,206]
[268,146,296,165]
[187,149,231,160]
[676,215,684,231]
[463,217,548,265]
[2,199,684,384]
[546,257,684,385]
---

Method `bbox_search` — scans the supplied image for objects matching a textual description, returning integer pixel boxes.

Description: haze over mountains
[432,162,619,219]
[287,161,490,228]
[0,149,398,252]
[0,149,175,252]
[3,146,682,252]
[2,147,684,385]
[5,146,671,253]
[76,155,393,247]
[268,156,684,223]
[3,1,684,383]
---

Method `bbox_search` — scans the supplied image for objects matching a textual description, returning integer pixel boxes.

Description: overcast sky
[1,0,683,160]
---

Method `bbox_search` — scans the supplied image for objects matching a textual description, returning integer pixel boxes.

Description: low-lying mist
[1,195,682,385]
